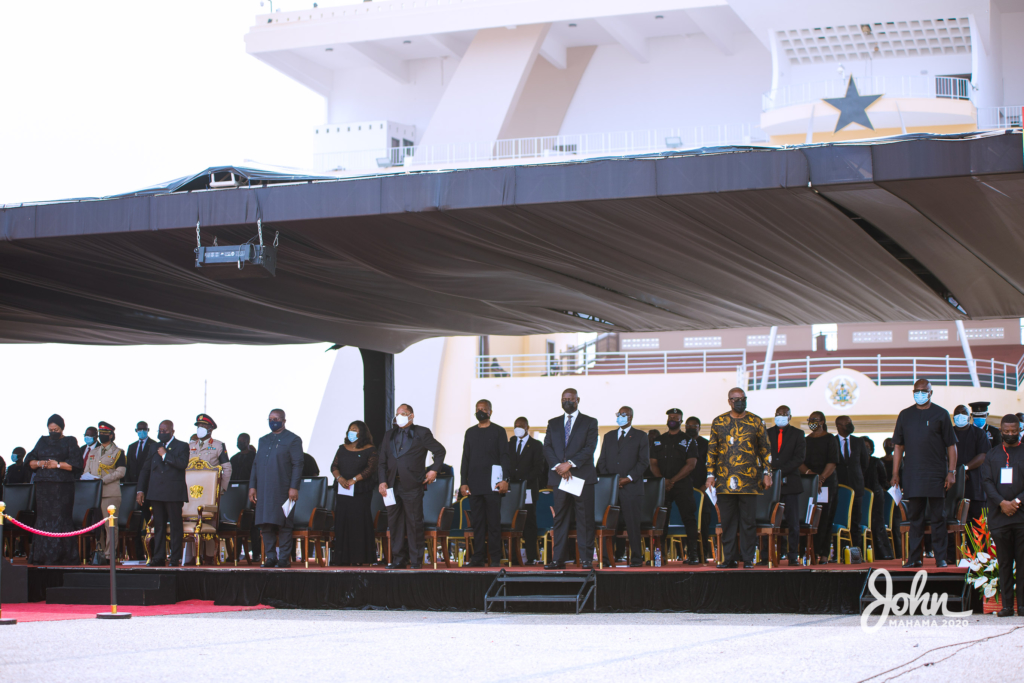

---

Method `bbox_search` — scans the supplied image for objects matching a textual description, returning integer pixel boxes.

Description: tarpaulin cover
[0,132,1021,353]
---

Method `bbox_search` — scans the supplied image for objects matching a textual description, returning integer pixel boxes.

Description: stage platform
[19,560,968,615]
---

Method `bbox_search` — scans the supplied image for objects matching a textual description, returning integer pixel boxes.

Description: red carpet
[0,600,272,623]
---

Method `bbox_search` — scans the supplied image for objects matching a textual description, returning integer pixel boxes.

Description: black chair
[754,470,784,566]
[423,476,455,568]
[218,481,254,566]
[73,479,103,564]
[794,474,821,565]
[617,477,666,565]
[499,480,528,566]
[115,483,139,562]
[1,483,34,559]
[288,476,328,568]
[322,481,337,563]
[591,476,620,568]
[370,489,389,564]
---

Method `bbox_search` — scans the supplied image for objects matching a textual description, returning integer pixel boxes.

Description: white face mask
[196,427,209,439]
[513,427,526,438]
[395,414,410,427]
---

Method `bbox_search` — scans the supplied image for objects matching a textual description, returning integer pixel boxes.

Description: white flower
[984,584,998,598]
[974,576,988,588]
[969,559,982,572]
[978,552,991,563]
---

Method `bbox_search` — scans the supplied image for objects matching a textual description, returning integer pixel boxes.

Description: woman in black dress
[330,420,378,566]
[26,414,83,565]
[800,411,839,564]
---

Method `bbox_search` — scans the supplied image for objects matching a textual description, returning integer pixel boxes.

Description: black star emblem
[823,78,882,133]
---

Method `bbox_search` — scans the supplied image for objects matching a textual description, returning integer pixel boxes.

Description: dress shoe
[935,560,948,568]
[685,558,701,565]
[788,556,802,567]
[716,561,739,569]
[903,560,923,568]
[629,558,644,567]
[276,559,291,568]
[880,555,895,561]
[740,562,754,569]
[997,607,1015,617]
[410,562,422,569]
[466,559,486,567]
[261,557,278,568]
[580,561,593,570]
[146,560,166,567]
[386,562,407,569]
[544,561,566,570]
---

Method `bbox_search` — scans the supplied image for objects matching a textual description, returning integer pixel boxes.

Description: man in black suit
[136,420,189,566]
[835,415,868,553]
[686,416,712,555]
[125,420,159,559]
[543,388,599,570]
[767,405,805,565]
[377,403,446,569]
[508,416,545,564]
[460,399,510,567]
[596,406,649,567]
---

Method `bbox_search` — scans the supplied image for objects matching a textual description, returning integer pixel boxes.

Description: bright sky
[0,2,347,466]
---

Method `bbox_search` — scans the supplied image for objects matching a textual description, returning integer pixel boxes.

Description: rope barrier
[2,514,112,538]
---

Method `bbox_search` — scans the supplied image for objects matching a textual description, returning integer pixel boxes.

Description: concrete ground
[1,610,1022,682]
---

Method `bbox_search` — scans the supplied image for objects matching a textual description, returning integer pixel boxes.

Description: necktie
[565,415,572,447]
[619,428,626,440]
[843,437,850,461]
[517,439,524,456]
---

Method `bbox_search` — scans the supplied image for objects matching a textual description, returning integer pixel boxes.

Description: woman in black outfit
[330,420,378,566]
[800,411,839,564]
[26,414,83,565]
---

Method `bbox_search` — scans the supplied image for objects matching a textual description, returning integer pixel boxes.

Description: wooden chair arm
[603,506,620,530]
[810,504,823,532]
[438,506,455,531]
[769,502,784,526]
[310,507,328,530]
[653,506,668,529]
[513,508,528,533]
[957,498,970,525]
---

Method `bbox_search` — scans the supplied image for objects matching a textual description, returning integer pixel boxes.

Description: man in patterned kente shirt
[706,387,771,568]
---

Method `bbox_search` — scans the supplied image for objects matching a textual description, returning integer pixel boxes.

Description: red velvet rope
[3,514,112,537]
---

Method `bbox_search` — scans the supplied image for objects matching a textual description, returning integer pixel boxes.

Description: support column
[954,320,981,388]
[360,349,395,448]
[760,326,779,391]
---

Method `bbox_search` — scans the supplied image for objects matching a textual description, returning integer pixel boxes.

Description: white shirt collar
[619,425,632,437]
[565,409,579,422]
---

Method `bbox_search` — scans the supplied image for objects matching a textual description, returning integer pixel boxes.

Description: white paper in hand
[524,490,533,505]
[817,487,829,504]
[558,475,585,497]
[887,485,902,506]
[706,486,717,506]
[281,498,296,518]
[337,482,355,497]
[383,487,397,506]
[80,473,99,481]
[491,465,503,491]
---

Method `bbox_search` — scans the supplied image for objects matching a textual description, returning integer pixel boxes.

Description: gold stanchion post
[0,502,17,624]
[97,505,131,620]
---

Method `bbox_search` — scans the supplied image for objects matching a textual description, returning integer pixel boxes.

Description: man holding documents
[596,406,649,567]
[378,403,447,569]
[459,400,511,567]
[543,388,599,570]
[248,409,304,569]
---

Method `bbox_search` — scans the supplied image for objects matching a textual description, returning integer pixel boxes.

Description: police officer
[970,401,1002,448]
[650,408,701,564]
[188,414,231,563]
[83,421,126,564]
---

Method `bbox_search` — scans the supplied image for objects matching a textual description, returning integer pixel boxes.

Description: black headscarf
[47,414,65,430]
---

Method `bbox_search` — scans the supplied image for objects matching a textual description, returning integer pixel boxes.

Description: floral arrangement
[963,511,1001,599]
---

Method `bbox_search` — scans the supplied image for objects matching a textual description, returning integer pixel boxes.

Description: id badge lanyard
[1001,443,1016,485]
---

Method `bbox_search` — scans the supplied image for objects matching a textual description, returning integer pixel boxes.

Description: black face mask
[562,400,577,414]
[157,432,172,444]
[684,426,698,438]
[731,398,747,413]
[98,434,112,444]
[1002,433,1020,446]
[237,443,247,452]
[666,420,681,430]
[475,410,489,422]
[48,432,61,441]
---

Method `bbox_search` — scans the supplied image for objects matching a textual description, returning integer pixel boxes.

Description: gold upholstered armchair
[182,458,222,565]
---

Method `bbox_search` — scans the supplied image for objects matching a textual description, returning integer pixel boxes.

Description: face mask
[731,398,747,413]
[10,454,18,463]
[807,422,821,432]
[98,434,112,444]
[774,415,790,428]
[269,419,284,432]
[157,431,172,444]
[48,431,61,441]
[1002,433,1020,446]
[973,417,987,429]
[615,414,629,427]
[196,427,209,439]
[83,436,95,445]
[347,430,359,443]
[913,391,930,406]
[666,420,681,430]
[953,414,970,428]
[137,430,148,440]
[562,400,577,414]
[684,426,698,438]
[395,414,409,428]
[237,443,246,452]
[513,427,526,438]
[475,410,489,422]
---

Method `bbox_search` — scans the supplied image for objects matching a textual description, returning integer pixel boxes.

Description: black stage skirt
[331,490,375,566]
[28,481,80,565]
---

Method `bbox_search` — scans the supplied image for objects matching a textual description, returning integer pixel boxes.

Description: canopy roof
[1,132,1021,353]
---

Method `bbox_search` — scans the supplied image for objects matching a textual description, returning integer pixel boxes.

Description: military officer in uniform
[83,421,126,564]
[971,401,1002,448]
[187,414,231,563]
[650,408,701,564]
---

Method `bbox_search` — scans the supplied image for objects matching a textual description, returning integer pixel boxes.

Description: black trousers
[469,493,502,563]
[522,502,538,562]
[781,492,801,559]
[869,488,894,559]
[814,479,838,559]
[386,485,425,565]
[619,490,643,559]
[991,526,1024,609]
[552,484,594,564]
[719,494,757,565]
[905,496,946,563]
[664,481,699,557]
[850,488,863,550]
[150,501,183,566]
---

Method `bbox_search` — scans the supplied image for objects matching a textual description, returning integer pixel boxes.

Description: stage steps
[484,569,596,614]
[46,571,177,606]
[858,570,971,616]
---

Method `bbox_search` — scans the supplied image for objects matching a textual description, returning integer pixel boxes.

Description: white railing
[314,124,767,173]
[977,106,1023,130]
[745,355,1024,391]
[475,350,748,379]
[762,75,973,111]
